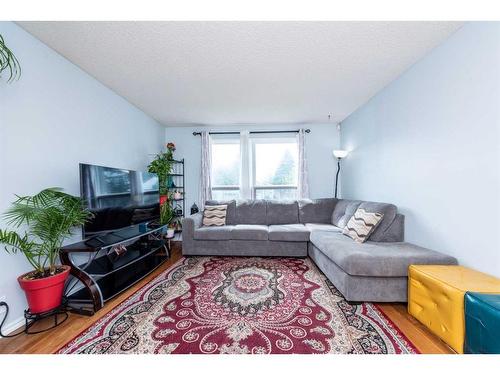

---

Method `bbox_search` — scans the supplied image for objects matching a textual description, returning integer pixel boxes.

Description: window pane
[211,142,240,186]
[212,189,240,201]
[254,141,298,186]
[255,188,297,200]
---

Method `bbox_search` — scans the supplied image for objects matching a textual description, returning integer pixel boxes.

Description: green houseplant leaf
[0,34,21,83]
[160,200,175,226]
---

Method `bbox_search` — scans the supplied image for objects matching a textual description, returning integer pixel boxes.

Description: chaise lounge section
[182,198,457,302]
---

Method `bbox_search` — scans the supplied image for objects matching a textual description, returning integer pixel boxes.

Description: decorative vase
[167,176,175,188]
[17,265,71,313]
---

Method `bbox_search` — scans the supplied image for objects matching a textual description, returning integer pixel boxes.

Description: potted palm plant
[0,188,92,313]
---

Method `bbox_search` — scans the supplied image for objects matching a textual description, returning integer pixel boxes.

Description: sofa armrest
[182,213,203,240]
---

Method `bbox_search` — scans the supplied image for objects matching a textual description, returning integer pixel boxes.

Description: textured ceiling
[18,21,463,126]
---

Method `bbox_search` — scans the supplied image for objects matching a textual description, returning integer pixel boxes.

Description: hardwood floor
[0,244,453,354]
[377,304,453,353]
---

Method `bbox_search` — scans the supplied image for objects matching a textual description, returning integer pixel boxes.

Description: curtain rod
[192,129,311,136]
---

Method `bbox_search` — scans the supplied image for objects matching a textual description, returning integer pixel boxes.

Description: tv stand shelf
[60,224,169,315]
[84,239,165,275]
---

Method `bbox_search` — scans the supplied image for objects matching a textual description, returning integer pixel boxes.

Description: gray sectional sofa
[182,198,457,302]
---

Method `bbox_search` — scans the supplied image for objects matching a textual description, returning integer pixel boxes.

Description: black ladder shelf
[167,159,185,230]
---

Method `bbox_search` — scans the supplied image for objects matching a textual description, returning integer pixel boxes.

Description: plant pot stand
[23,301,68,335]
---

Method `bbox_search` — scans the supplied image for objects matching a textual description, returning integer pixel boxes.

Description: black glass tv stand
[60,224,169,315]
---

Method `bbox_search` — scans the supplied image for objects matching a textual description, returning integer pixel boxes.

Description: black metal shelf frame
[167,159,185,228]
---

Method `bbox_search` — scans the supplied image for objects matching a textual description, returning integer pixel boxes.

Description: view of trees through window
[272,150,296,185]
[211,136,299,200]
[254,140,298,200]
[255,143,298,186]
[211,142,240,187]
[211,141,240,200]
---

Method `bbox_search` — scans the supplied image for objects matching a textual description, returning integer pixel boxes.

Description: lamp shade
[333,149,349,159]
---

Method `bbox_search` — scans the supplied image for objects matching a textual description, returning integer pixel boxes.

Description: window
[252,136,298,200]
[210,133,299,201]
[211,135,240,200]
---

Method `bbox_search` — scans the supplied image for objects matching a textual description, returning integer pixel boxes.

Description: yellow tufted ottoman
[408,265,500,353]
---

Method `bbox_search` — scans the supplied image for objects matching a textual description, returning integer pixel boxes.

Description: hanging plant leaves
[0,34,21,83]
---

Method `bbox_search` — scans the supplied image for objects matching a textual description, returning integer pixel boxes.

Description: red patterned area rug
[58,257,418,354]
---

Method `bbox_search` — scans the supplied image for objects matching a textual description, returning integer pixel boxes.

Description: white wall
[0,22,164,330]
[341,22,500,277]
[165,123,340,211]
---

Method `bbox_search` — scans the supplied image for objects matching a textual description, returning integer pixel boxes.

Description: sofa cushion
[266,201,299,225]
[235,200,267,225]
[309,231,457,277]
[231,224,269,241]
[331,200,362,228]
[193,225,235,240]
[205,200,237,225]
[343,208,384,243]
[305,223,343,233]
[379,213,405,242]
[357,201,397,242]
[298,198,337,224]
[268,224,309,242]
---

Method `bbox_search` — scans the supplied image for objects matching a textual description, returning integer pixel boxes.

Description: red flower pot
[159,195,168,206]
[17,265,71,313]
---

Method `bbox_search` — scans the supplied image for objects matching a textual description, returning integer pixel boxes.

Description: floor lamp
[333,150,349,198]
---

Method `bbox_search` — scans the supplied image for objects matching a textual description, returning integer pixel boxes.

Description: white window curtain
[239,130,252,199]
[297,129,310,199]
[198,131,212,209]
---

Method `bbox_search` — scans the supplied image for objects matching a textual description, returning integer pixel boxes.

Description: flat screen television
[80,163,160,238]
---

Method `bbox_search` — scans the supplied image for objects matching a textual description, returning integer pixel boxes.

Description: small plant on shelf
[167,222,176,238]
[160,195,175,226]
[159,193,179,238]
[0,188,92,313]
[173,217,183,232]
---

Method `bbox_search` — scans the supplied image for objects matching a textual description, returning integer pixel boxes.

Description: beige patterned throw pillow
[202,205,228,226]
[343,208,384,243]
